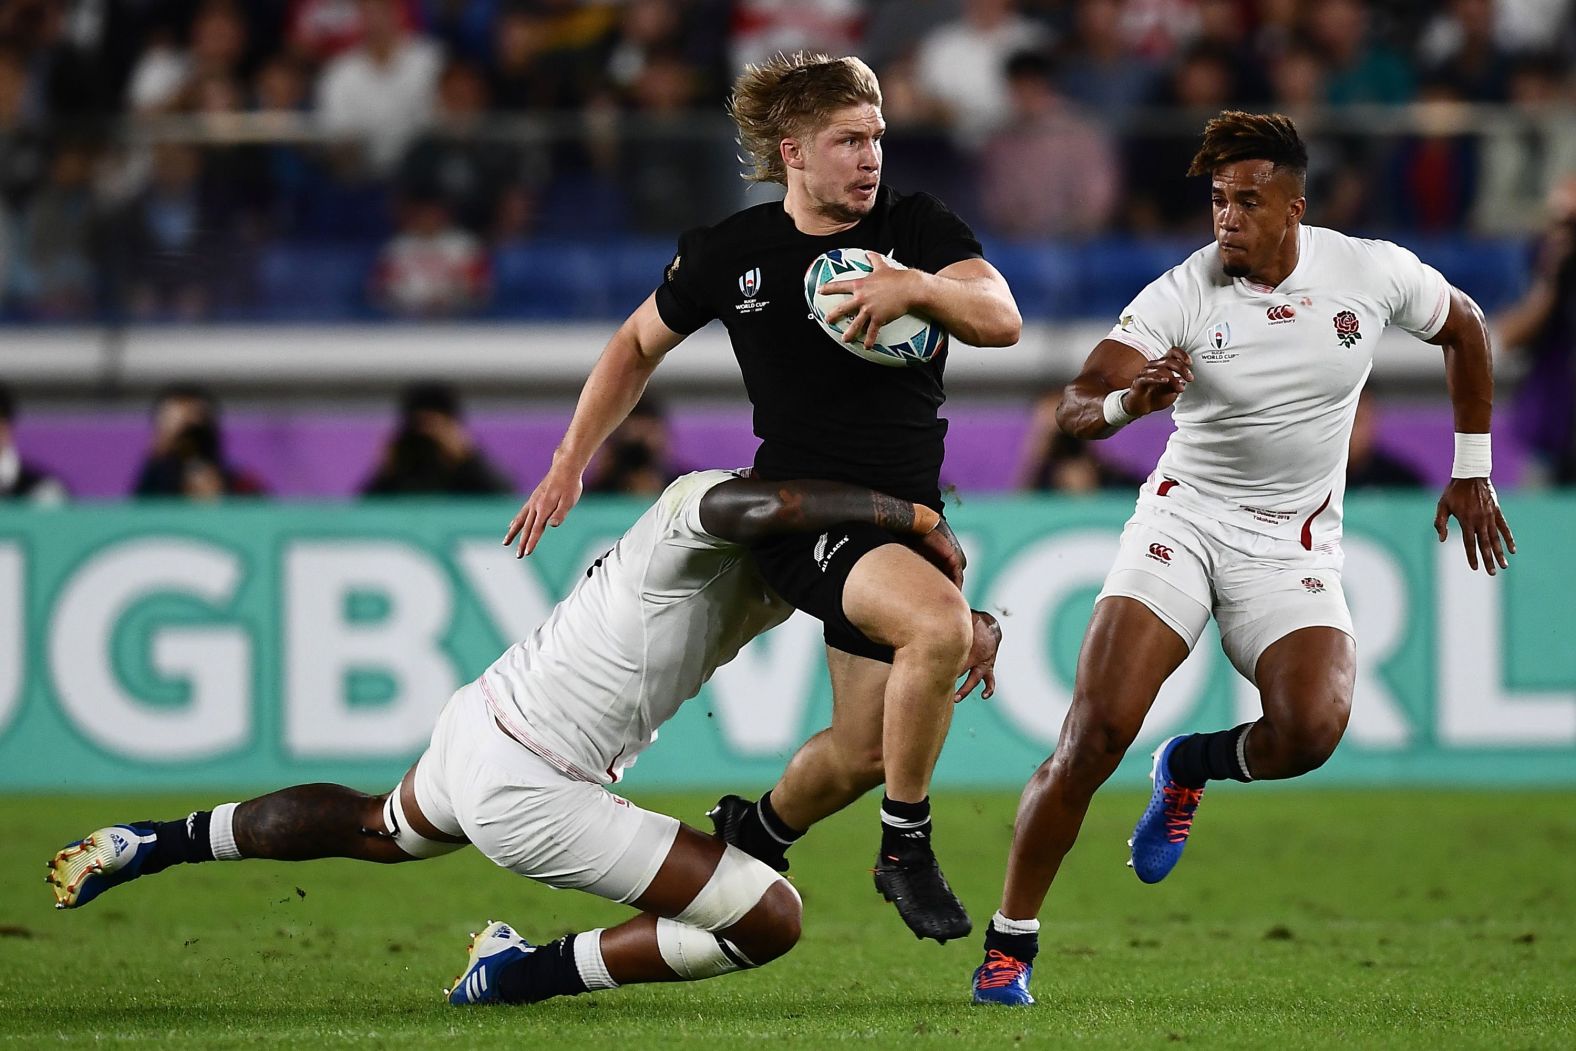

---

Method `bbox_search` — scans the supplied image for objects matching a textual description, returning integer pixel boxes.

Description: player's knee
[1066,702,1142,765]
[896,595,972,672]
[834,741,885,791]
[1277,703,1349,776]
[731,880,802,965]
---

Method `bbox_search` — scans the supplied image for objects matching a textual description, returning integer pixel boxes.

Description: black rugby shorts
[748,522,903,664]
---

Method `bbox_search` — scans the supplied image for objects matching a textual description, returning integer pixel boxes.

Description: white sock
[209,802,243,860]
[573,929,619,991]
[991,910,1040,936]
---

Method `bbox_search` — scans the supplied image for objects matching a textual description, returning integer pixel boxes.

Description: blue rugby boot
[1128,735,1206,884]
[447,921,534,1005]
[47,825,157,909]
[971,950,1035,1006]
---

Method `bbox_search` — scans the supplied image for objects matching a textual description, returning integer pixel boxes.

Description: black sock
[495,935,589,1004]
[1167,724,1254,789]
[756,792,803,849]
[138,811,215,875]
[880,795,932,857]
[983,925,1040,966]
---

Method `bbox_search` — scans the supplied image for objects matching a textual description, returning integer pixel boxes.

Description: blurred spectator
[978,51,1118,238]
[397,61,518,233]
[1015,389,1140,493]
[730,0,865,74]
[15,139,100,319]
[488,5,575,111]
[0,383,67,504]
[1387,78,1479,233]
[133,384,267,499]
[0,48,47,212]
[1055,0,1159,126]
[1269,43,1368,231]
[1193,0,1270,104]
[288,0,424,65]
[124,1,251,116]
[363,381,510,495]
[1346,391,1426,489]
[369,193,491,316]
[619,51,737,233]
[1419,0,1513,103]
[861,0,961,73]
[1118,0,1200,60]
[316,0,443,174]
[916,0,1050,142]
[1474,54,1576,234]
[586,397,683,495]
[112,143,234,320]
[1124,43,1238,234]
[1497,177,1576,485]
[1494,0,1576,53]
[1307,0,1414,106]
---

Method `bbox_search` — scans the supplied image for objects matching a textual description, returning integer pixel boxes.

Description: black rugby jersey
[653,186,982,510]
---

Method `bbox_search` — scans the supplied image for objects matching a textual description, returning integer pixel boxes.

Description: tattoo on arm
[870,491,917,533]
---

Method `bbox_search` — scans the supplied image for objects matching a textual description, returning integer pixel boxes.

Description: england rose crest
[1333,310,1362,348]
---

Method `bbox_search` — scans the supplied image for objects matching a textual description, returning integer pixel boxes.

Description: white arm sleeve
[1374,240,1451,340]
[1104,264,1195,361]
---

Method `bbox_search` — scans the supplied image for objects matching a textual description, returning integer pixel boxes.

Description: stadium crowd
[0,0,1571,321]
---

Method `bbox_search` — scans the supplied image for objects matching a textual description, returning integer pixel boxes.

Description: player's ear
[781,136,805,172]
[1287,194,1306,227]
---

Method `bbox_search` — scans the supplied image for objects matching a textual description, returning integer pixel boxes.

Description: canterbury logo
[1146,543,1173,563]
[1266,305,1296,323]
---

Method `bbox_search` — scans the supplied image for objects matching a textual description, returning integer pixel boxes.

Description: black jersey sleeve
[653,227,715,335]
[907,193,985,274]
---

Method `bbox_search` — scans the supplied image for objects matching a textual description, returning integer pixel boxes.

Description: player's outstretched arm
[698,478,940,544]
[505,294,686,557]
[1428,286,1517,575]
[1057,340,1193,440]
[822,256,1021,351]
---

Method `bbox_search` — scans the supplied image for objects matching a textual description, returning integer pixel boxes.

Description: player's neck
[782,186,861,237]
[1244,226,1303,290]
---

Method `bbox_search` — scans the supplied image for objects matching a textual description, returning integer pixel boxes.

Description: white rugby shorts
[1096,501,1354,683]
[409,681,679,903]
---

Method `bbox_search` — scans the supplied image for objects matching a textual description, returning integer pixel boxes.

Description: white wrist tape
[1102,389,1138,429]
[1451,432,1492,479]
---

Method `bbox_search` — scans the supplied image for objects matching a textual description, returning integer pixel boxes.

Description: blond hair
[728,52,883,184]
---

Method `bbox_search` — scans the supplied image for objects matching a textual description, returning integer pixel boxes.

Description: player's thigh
[1213,548,1355,688]
[842,543,971,652]
[1065,596,1194,753]
[1253,626,1356,735]
[368,687,475,860]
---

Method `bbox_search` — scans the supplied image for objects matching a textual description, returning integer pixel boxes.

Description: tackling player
[45,471,1000,1006]
[969,111,1516,1006]
[506,53,1021,943]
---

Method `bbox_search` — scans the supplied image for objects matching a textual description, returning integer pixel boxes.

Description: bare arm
[823,256,1022,351]
[1493,224,1572,351]
[505,294,685,555]
[698,478,940,544]
[1056,339,1193,439]
[1428,286,1516,574]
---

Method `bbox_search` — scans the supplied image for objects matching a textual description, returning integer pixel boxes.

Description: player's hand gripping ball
[804,247,947,367]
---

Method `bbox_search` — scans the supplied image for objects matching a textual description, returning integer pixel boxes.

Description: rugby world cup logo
[1209,322,1231,349]
[739,267,762,298]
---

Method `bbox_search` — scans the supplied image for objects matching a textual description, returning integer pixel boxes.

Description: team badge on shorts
[1332,310,1362,348]
[1301,576,1326,594]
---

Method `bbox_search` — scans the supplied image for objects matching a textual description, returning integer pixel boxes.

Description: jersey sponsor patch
[1266,304,1297,324]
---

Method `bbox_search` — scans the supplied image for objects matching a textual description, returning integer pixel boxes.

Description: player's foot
[970,949,1035,1006]
[707,794,789,872]
[873,845,972,943]
[1128,735,1206,884]
[446,920,535,1006]
[46,825,156,909]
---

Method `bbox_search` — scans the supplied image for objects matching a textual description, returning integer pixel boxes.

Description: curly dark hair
[1188,110,1308,191]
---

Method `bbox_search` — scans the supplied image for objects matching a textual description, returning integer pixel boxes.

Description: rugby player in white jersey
[969,111,1516,1007]
[46,470,1000,1006]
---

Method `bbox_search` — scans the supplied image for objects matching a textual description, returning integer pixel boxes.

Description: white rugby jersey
[479,470,791,784]
[1106,224,1449,548]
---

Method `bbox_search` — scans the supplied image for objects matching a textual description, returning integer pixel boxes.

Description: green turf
[2,788,1571,1048]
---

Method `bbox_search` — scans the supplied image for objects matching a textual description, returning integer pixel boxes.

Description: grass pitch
[1,788,1571,1049]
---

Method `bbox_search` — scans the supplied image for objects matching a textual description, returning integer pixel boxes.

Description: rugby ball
[804,247,947,368]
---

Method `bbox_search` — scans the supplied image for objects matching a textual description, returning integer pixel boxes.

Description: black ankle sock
[139,811,215,875]
[496,935,588,1004]
[1167,724,1254,789]
[757,792,803,847]
[880,795,932,857]
[983,925,1039,965]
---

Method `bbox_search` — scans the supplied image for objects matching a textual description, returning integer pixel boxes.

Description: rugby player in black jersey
[505,53,1021,944]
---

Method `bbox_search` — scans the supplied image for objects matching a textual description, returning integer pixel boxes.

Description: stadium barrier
[1,494,1571,792]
